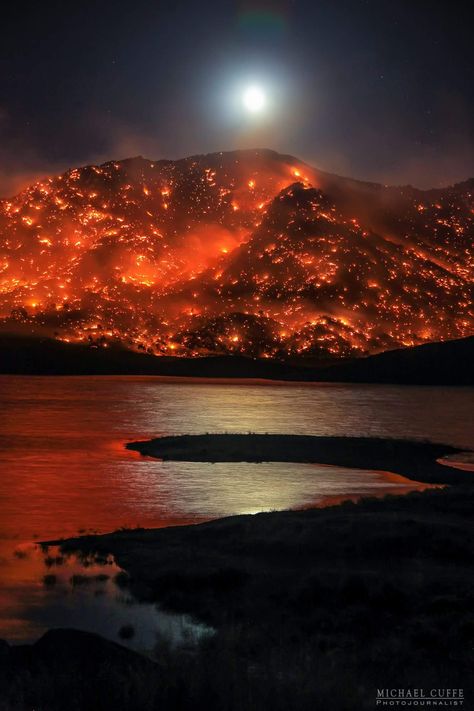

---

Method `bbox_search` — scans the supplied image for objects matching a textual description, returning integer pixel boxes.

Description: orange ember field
[0,149,472,359]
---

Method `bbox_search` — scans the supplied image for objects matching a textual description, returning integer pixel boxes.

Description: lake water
[0,376,473,649]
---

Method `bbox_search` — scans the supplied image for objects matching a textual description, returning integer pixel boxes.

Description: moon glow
[242,85,266,113]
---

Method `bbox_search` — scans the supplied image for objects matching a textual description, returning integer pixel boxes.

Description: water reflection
[0,542,212,651]
[0,376,472,645]
[1,376,472,543]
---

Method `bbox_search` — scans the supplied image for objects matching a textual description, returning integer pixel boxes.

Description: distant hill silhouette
[1,332,472,384]
[317,335,474,385]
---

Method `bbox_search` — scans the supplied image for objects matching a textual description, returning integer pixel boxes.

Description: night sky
[1,0,473,196]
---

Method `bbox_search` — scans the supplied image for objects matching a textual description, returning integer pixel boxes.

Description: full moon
[242,86,266,113]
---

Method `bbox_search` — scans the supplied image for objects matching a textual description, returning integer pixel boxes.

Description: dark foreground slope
[0,629,160,711]
[34,485,474,711]
[1,332,473,384]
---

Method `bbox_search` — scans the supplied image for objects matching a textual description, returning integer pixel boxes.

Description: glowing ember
[0,149,472,359]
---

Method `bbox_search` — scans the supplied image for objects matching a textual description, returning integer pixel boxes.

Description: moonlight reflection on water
[0,376,472,644]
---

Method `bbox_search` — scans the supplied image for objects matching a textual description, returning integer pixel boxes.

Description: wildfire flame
[0,149,472,359]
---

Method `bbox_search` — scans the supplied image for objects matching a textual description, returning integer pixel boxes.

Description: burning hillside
[0,149,472,359]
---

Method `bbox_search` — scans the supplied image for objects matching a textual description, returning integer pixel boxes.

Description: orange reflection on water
[0,375,471,643]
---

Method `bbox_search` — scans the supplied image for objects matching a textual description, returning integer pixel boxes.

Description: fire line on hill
[1,149,472,360]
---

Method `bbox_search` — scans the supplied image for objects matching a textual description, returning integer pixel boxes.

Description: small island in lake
[126,433,472,485]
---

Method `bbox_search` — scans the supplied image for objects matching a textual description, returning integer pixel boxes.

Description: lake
[1,376,473,648]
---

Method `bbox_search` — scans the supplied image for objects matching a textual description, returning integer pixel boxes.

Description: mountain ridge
[0,149,472,359]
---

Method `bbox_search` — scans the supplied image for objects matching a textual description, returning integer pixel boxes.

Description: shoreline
[44,485,474,659]
[45,435,474,629]
[22,438,474,707]
[7,435,474,707]
[8,483,473,709]
[2,373,474,390]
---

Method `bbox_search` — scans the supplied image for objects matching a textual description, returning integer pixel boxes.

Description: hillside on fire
[1,149,472,360]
